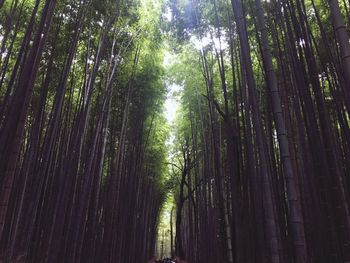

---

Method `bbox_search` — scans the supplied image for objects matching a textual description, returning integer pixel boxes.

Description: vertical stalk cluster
[0,1,168,262]
[168,0,350,262]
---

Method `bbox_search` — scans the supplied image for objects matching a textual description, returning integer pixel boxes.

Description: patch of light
[163,50,173,67]
[164,83,181,123]
[163,50,182,150]
[97,20,103,27]
[163,50,181,124]
[299,38,306,48]
[190,34,211,50]
[212,35,228,51]
[163,7,172,22]
[190,31,228,51]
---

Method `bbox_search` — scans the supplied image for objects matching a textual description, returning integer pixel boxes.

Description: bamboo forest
[1,0,350,262]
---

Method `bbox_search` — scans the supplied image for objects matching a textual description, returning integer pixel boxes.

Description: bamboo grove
[1,0,350,261]
[166,0,350,262]
[0,0,170,262]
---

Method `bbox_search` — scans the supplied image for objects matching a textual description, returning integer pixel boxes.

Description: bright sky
[163,7,172,22]
[190,31,229,51]
[164,83,181,123]
[163,51,182,124]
